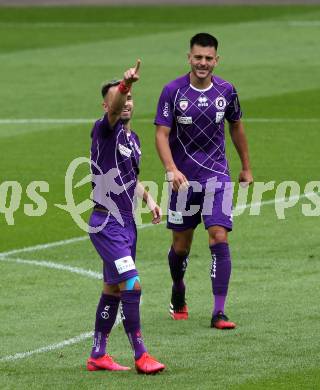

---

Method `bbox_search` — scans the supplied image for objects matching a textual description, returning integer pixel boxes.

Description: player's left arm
[136,181,162,224]
[229,120,253,185]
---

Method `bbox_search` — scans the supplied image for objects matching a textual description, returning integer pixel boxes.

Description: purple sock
[168,246,189,294]
[213,295,227,316]
[91,293,120,358]
[121,290,147,360]
[210,242,232,316]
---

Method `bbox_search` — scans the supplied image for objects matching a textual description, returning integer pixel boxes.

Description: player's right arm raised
[155,125,189,191]
[108,59,141,127]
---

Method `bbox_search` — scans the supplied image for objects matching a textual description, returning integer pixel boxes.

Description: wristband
[118,81,131,95]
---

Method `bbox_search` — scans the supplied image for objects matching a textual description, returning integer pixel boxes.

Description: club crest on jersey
[179,100,188,111]
[216,112,225,123]
[198,96,208,107]
[215,96,227,110]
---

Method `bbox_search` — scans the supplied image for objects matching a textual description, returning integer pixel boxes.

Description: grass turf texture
[0,5,319,389]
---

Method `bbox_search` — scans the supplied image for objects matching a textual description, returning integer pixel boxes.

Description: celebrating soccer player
[87,60,165,374]
[155,33,253,328]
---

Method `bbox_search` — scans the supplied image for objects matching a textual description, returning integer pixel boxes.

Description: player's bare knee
[172,241,190,257]
[208,227,228,245]
[103,282,120,296]
[174,247,190,257]
[173,237,192,255]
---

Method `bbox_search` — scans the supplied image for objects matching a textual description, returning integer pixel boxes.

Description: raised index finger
[134,59,141,74]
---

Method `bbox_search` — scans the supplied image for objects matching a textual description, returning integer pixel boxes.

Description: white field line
[0,332,93,363]
[288,21,320,27]
[0,236,88,259]
[0,22,178,29]
[0,118,319,125]
[0,119,96,125]
[0,21,318,29]
[0,311,123,363]
[0,221,161,259]
[0,257,102,280]
[234,190,319,211]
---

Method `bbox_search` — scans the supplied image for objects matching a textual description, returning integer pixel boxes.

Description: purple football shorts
[167,178,233,232]
[89,210,139,285]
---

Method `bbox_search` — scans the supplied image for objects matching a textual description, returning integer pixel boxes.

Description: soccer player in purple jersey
[155,33,253,328]
[87,60,165,374]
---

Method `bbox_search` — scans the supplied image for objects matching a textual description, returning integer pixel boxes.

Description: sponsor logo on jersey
[114,256,136,274]
[215,96,227,110]
[177,116,193,124]
[179,100,189,111]
[168,209,183,224]
[216,112,225,123]
[163,102,169,117]
[118,143,132,157]
[198,96,208,107]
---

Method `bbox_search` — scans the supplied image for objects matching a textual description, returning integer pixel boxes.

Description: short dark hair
[190,33,218,50]
[101,79,121,98]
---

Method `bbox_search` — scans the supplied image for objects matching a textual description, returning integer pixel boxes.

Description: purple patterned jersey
[90,114,141,218]
[154,73,242,181]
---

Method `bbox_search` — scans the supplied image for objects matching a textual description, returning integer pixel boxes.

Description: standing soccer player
[155,33,253,328]
[87,60,165,374]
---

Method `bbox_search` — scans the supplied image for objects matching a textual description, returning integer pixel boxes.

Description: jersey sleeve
[154,85,174,128]
[225,85,242,123]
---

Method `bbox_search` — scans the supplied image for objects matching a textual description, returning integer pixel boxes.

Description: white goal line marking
[0,118,319,125]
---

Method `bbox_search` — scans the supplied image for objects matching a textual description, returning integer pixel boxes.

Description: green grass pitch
[0,5,320,389]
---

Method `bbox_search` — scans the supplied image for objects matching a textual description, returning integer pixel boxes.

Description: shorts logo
[114,256,135,274]
[177,116,192,125]
[215,97,227,110]
[179,100,189,111]
[198,96,208,107]
[163,102,169,117]
[216,112,225,123]
[118,143,132,157]
[168,209,183,224]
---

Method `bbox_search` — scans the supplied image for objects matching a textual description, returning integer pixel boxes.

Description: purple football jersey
[90,114,141,219]
[154,73,242,181]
